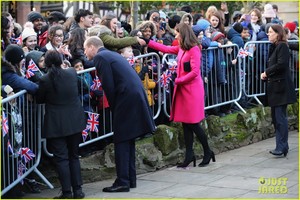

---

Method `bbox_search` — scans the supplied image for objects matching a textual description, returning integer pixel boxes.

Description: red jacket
[148,40,205,123]
[39,31,48,48]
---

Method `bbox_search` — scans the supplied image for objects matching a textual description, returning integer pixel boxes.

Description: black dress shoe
[54,192,73,199]
[270,150,287,157]
[198,151,216,167]
[73,190,85,199]
[130,182,136,188]
[103,185,130,192]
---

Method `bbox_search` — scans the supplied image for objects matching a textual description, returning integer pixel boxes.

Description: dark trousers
[114,139,136,187]
[47,133,82,193]
[182,123,210,160]
[271,105,289,152]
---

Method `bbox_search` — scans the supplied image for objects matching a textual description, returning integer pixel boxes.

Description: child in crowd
[25,50,46,83]
[72,59,93,112]
[241,26,251,43]
[119,46,156,106]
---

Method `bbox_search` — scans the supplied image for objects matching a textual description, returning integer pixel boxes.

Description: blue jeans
[271,105,289,152]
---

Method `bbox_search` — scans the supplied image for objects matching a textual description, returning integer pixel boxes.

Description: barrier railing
[242,40,299,105]
[42,52,161,157]
[161,43,246,118]
[1,90,53,196]
[2,41,298,194]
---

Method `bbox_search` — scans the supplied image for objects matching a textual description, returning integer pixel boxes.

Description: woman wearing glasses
[40,24,72,62]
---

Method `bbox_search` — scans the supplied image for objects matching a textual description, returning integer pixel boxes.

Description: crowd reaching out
[1,1,299,139]
[1,3,298,95]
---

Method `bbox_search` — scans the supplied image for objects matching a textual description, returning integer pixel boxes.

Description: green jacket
[98,25,139,51]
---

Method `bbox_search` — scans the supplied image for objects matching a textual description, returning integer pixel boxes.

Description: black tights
[182,123,210,160]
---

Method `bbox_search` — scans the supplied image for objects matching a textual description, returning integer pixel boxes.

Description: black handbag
[183,61,191,72]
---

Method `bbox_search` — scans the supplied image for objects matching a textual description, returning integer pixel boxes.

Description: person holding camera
[141,23,215,168]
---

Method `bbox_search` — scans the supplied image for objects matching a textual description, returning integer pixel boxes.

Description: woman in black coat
[36,50,86,198]
[261,24,297,157]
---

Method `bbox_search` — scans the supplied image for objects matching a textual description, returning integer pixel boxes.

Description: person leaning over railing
[95,12,145,52]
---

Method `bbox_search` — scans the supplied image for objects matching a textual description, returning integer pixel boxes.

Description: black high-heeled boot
[198,151,216,167]
[177,155,196,168]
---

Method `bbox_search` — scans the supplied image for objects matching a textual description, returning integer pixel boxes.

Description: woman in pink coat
[144,23,215,167]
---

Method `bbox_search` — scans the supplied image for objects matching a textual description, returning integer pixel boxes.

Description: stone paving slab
[23,130,299,199]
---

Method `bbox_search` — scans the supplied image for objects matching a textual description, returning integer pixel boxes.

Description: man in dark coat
[84,36,155,192]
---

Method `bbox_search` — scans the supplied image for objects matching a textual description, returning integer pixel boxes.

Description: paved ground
[25,130,298,199]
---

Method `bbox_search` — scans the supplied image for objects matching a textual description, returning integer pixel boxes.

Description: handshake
[137,37,150,46]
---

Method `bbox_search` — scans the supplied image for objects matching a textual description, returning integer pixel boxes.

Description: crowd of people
[1,2,298,198]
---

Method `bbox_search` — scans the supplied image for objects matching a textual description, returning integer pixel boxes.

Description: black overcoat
[94,48,156,143]
[265,42,297,107]
[36,67,86,138]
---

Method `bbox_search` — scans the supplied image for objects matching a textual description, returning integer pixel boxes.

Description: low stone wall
[38,103,299,187]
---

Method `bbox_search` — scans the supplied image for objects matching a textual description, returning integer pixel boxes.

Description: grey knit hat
[27,11,43,22]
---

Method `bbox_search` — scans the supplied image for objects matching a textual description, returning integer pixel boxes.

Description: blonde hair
[205,5,218,19]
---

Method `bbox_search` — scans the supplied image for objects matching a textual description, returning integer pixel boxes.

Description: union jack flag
[2,111,9,137]
[19,147,35,163]
[81,128,89,142]
[91,75,101,91]
[167,61,177,74]
[86,112,99,133]
[159,71,172,89]
[14,35,22,45]
[25,59,39,79]
[237,48,249,58]
[127,56,135,67]
[17,160,27,185]
[7,140,14,155]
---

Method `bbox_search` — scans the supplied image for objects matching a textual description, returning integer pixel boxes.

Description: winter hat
[284,22,297,33]
[180,13,193,25]
[196,19,211,32]
[21,22,37,41]
[27,11,43,22]
[233,22,243,34]
[4,44,25,64]
[211,31,225,41]
[26,50,44,66]
[263,4,276,18]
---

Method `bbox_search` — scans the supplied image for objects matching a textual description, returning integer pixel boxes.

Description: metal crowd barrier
[242,40,299,106]
[3,41,297,193]
[1,90,53,196]
[42,52,161,157]
[161,43,246,118]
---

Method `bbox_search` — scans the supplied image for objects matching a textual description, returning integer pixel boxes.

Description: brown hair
[137,21,157,37]
[100,12,117,30]
[175,23,200,51]
[208,11,225,34]
[249,8,263,25]
[270,24,287,44]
